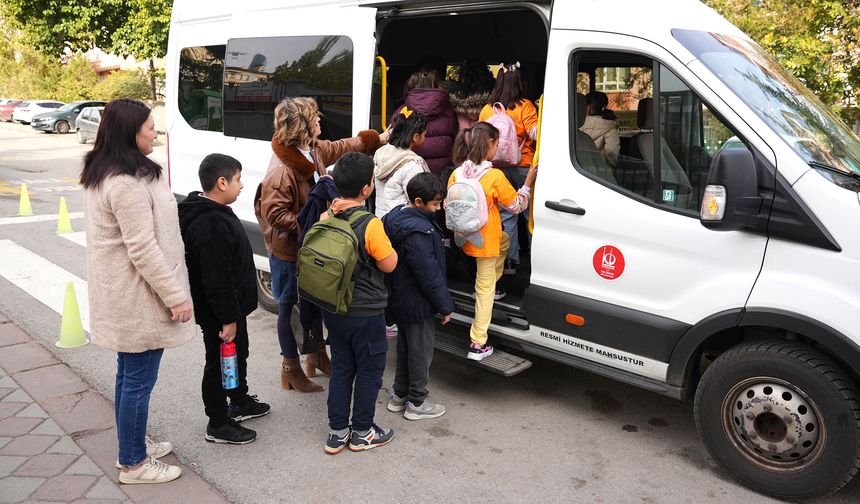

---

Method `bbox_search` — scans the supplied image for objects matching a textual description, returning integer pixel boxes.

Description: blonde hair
[273,97,318,146]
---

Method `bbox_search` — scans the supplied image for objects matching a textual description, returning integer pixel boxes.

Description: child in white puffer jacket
[373,108,430,218]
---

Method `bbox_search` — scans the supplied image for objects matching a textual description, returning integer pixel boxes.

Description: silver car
[75,106,104,144]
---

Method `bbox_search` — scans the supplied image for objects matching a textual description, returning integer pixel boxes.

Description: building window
[595,67,631,92]
[178,45,225,132]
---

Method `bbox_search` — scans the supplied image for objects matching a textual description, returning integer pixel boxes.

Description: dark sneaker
[404,401,446,420]
[348,425,394,451]
[387,394,407,412]
[494,289,507,300]
[205,420,257,444]
[467,343,494,361]
[503,260,518,275]
[228,395,270,422]
[324,429,351,455]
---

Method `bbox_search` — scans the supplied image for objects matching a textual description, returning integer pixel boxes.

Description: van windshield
[673,29,860,178]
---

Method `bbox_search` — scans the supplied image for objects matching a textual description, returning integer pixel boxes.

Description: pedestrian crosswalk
[0,239,91,332]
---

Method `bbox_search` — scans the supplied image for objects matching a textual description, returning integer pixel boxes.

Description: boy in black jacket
[179,154,270,445]
[382,172,454,420]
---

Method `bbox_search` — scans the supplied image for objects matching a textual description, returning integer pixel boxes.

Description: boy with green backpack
[298,152,399,454]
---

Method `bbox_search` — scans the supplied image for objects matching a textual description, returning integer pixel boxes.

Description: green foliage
[93,71,150,100]
[705,0,860,123]
[0,16,60,99]
[55,54,99,102]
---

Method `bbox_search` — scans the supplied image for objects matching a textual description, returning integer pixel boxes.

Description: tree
[55,54,99,102]
[705,0,860,123]
[0,14,60,99]
[94,70,150,100]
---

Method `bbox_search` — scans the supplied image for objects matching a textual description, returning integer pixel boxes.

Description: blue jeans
[499,166,529,264]
[115,348,163,467]
[323,312,387,431]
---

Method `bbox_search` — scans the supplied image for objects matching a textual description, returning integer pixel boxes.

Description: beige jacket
[581,115,620,166]
[84,173,196,353]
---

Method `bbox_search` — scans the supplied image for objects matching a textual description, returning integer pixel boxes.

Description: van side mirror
[700,148,762,231]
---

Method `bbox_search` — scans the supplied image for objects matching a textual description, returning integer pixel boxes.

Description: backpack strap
[338,207,374,265]
[493,102,506,114]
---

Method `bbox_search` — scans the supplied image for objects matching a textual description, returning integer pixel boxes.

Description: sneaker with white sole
[205,420,256,445]
[387,394,407,412]
[348,424,394,451]
[467,342,494,361]
[472,290,507,301]
[324,429,351,455]
[385,324,398,338]
[404,401,446,420]
[228,395,271,422]
[115,436,172,469]
[118,456,182,485]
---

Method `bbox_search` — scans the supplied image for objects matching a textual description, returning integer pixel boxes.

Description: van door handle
[545,200,586,215]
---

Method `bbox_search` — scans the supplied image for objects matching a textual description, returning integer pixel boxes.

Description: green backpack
[297,208,372,315]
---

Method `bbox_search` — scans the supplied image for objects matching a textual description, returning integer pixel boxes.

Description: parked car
[12,100,65,124]
[0,98,18,106]
[31,100,107,134]
[0,100,23,122]
[75,106,104,143]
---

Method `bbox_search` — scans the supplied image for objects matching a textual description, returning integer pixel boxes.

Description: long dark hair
[488,62,526,110]
[80,99,161,189]
[388,110,428,149]
[404,67,439,94]
[452,122,499,165]
[456,59,494,98]
[586,91,617,120]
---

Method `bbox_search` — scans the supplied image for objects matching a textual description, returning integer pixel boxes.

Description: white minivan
[166,0,860,498]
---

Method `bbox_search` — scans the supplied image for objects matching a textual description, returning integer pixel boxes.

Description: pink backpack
[445,162,492,248]
[485,102,521,166]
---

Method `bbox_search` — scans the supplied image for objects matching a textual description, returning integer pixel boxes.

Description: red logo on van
[593,245,625,280]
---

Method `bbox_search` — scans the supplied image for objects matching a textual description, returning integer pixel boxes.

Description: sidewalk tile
[30,474,97,501]
[2,389,32,403]
[0,375,15,387]
[0,388,12,400]
[0,341,59,373]
[0,312,9,324]
[72,500,125,504]
[13,453,77,477]
[0,416,41,436]
[0,401,26,420]
[0,454,27,477]
[16,402,48,418]
[0,434,59,456]
[13,364,88,403]
[0,436,10,450]
[30,418,64,436]
[65,455,103,476]
[0,323,29,347]
[73,429,118,478]
[47,435,83,455]
[85,475,127,500]
[42,391,114,435]
[0,476,45,502]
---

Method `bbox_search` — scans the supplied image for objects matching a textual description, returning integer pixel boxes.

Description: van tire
[256,269,278,314]
[694,341,860,499]
[55,120,70,134]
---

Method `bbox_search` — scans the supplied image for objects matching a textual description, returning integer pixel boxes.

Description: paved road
[0,121,857,503]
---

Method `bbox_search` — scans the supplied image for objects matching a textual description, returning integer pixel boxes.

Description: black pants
[392,318,435,406]
[202,317,249,427]
[323,312,387,431]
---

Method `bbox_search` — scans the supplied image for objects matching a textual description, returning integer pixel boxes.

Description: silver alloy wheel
[56,120,70,134]
[724,377,824,470]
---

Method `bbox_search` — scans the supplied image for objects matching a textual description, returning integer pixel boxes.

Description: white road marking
[59,231,86,247]
[0,239,90,332]
[0,212,84,226]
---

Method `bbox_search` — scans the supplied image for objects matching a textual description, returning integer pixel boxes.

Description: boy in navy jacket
[382,172,454,420]
[179,154,270,445]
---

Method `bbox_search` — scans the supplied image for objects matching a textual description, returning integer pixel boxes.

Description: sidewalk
[0,313,229,504]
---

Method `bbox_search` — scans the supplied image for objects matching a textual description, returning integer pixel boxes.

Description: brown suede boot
[305,341,332,377]
[281,357,323,393]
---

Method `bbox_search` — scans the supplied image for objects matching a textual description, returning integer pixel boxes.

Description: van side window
[178,45,225,132]
[223,36,354,142]
[571,52,744,214]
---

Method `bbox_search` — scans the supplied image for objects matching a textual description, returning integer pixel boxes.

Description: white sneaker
[404,401,446,420]
[116,436,172,469]
[118,456,182,484]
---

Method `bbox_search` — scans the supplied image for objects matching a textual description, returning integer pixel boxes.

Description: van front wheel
[256,269,279,314]
[694,341,860,499]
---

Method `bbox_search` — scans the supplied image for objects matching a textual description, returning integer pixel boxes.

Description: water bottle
[220,341,238,390]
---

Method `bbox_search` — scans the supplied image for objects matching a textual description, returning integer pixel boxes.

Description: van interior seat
[633,97,694,207]
[575,93,616,184]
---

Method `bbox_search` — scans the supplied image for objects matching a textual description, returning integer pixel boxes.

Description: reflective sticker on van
[662,189,675,202]
[593,245,625,280]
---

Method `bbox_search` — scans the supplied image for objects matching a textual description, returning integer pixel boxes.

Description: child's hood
[382,204,438,245]
[178,191,235,231]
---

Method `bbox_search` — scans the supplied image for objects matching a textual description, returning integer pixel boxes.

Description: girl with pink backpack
[478,62,539,276]
[446,122,536,361]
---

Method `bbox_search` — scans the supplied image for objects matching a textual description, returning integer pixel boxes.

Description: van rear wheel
[694,341,860,499]
[256,269,278,314]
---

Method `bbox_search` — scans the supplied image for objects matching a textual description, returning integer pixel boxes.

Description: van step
[434,331,532,377]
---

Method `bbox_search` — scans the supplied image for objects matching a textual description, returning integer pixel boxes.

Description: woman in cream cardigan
[81,99,195,485]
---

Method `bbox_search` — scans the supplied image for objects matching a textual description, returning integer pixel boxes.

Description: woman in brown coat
[254,97,388,392]
[82,99,196,484]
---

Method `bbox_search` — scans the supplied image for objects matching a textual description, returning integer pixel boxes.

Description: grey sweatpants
[392,317,435,406]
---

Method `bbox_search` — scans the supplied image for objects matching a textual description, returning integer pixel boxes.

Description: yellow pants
[470,233,510,346]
